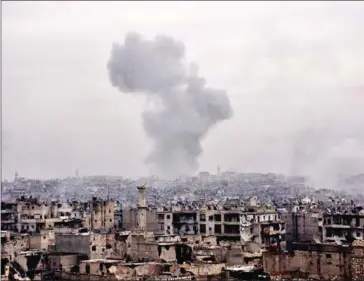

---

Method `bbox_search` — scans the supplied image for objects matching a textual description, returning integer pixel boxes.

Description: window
[357,232,361,237]
[214,225,221,234]
[85,264,90,274]
[200,224,206,234]
[214,214,221,222]
[200,214,206,222]
[110,219,112,222]
[91,245,96,251]
[166,215,170,220]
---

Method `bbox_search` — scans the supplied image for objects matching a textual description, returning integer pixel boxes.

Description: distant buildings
[1,173,364,281]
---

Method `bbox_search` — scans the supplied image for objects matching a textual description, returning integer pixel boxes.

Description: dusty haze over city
[2,2,364,188]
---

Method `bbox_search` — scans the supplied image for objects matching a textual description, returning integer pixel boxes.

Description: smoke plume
[107,32,233,179]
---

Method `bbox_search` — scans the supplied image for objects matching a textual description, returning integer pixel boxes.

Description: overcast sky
[2,1,364,186]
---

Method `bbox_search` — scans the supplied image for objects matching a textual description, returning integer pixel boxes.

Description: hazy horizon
[2,2,364,188]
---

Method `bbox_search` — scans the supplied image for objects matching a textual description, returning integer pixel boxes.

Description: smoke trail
[107,32,233,179]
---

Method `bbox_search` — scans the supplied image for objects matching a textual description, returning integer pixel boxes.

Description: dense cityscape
[3,2,364,281]
[1,171,364,281]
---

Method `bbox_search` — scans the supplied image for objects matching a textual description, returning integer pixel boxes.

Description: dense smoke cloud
[107,32,233,179]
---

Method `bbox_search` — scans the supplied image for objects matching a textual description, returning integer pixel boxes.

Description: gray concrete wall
[55,234,90,257]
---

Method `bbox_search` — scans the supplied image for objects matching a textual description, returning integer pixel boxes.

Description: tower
[136,185,147,231]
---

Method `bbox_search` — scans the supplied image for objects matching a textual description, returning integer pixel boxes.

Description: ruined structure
[137,185,147,231]
[263,241,364,280]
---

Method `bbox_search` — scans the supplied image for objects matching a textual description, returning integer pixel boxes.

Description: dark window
[200,224,206,234]
[214,214,221,222]
[110,219,112,222]
[85,264,90,274]
[215,225,221,234]
[166,215,171,219]
[91,245,96,251]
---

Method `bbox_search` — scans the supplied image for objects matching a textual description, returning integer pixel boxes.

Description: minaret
[137,185,147,231]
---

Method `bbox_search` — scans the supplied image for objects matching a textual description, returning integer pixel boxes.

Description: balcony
[20,218,45,223]
[1,220,15,224]
[224,221,240,225]
[174,219,197,224]
[326,224,351,228]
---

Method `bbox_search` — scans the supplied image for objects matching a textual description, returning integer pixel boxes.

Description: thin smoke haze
[107,32,233,179]
[2,2,363,186]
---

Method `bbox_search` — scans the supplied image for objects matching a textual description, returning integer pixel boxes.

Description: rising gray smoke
[107,32,233,179]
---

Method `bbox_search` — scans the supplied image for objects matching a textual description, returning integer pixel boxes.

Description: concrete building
[263,241,364,281]
[322,211,364,242]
